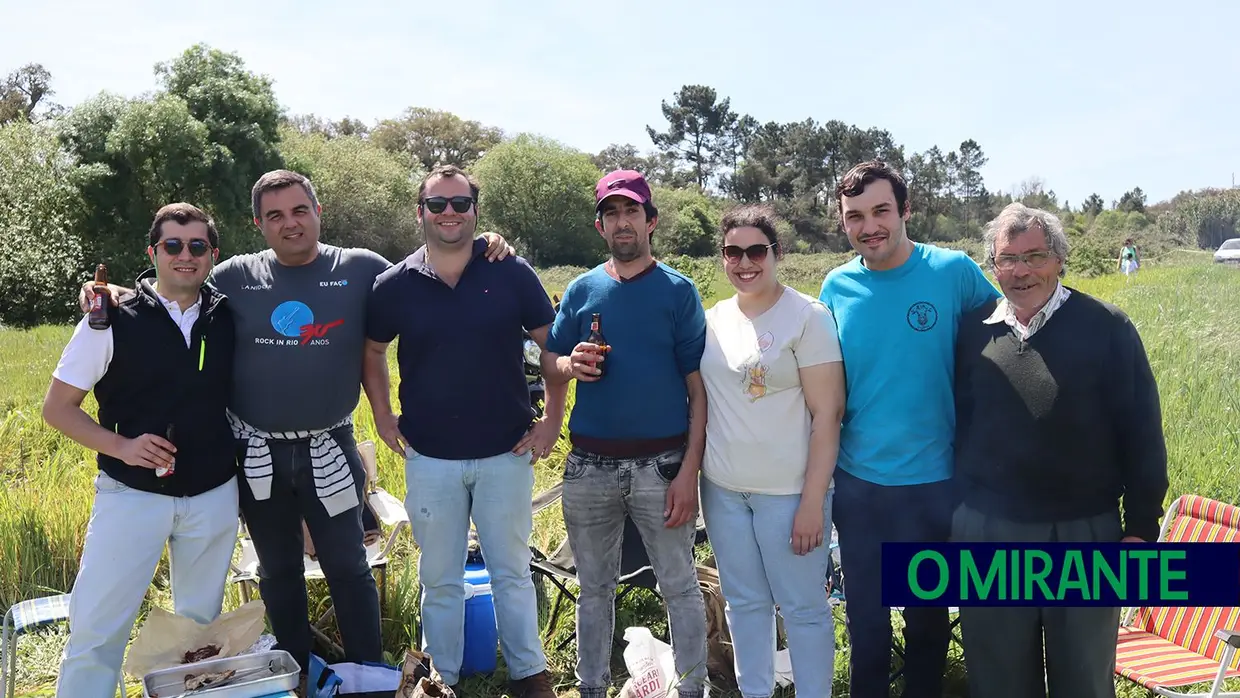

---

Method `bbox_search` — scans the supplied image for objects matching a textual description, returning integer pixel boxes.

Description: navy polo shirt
[366,238,556,460]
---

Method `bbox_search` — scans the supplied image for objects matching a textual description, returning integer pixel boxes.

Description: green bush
[0,122,94,327]
[662,255,720,300]
[1067,230,1122,277]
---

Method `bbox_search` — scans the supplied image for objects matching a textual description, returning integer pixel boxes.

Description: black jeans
[833,467,956,698]
[236,426,382,673]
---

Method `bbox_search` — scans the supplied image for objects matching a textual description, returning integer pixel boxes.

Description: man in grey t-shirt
[82,169,514,681]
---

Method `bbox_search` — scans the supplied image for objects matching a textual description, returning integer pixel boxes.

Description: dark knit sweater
[953,289,1169,542]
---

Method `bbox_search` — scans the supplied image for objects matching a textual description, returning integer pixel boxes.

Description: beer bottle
[586,313,609,376]
[157,424,176,478]
[87,264,111,330]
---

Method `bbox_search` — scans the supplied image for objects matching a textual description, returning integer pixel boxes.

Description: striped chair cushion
[1132,496,1240,664]
[1117,495,1240,690]
[1117,626,1240,689]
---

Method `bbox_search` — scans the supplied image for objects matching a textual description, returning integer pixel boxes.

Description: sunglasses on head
[154,238,212,257]
[722,242,776,263]
[420,196,475,214]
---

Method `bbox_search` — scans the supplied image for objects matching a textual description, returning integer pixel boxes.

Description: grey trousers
[561,446,707,698]
[951,503,1123,698]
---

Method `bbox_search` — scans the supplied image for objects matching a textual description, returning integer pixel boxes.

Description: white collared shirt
[983,281,1071,341]
[53,285,201,392]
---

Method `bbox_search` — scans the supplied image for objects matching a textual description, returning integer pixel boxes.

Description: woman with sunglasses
[699,203,846,697]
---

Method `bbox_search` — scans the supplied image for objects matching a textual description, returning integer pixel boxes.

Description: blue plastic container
[461,542,499,676]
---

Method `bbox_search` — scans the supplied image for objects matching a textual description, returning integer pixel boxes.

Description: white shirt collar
[151,285,201,316]
[983,281,1071,340]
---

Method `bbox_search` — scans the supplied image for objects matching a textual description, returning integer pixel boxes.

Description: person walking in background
[699,203,845,698]
[1119,237,1141,280]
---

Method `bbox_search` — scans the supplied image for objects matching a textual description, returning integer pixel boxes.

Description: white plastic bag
[619,626,679,698]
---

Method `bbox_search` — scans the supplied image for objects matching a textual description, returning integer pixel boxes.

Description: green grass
[1,253,1237,697]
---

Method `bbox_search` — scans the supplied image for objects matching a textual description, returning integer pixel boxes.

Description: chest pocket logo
[907,301,938,332]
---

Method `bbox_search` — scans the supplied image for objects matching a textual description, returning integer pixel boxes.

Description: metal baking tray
[142,649,300,698]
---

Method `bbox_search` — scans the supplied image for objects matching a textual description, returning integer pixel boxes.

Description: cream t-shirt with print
[701,285,843,495]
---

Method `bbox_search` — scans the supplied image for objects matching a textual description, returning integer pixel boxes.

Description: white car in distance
[1214,238,1240,265]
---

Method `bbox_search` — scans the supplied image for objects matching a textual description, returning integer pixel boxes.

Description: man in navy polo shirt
[540,170,709,698]
[363,164,565,698]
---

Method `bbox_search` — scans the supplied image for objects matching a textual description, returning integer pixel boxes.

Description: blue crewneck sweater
[547,261,706,441]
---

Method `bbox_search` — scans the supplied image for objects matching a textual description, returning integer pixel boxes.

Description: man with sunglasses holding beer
[45,203,240,698]
[363,164,564,697]
[79,170,515,687]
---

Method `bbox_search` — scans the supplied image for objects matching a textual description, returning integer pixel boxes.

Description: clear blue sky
[4,0,1238,209]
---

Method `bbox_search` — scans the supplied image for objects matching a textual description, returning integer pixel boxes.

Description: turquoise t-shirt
[818,243,1000,486]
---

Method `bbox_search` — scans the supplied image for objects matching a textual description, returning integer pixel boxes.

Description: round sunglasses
[420,196,475,214]
[153,238,213,257]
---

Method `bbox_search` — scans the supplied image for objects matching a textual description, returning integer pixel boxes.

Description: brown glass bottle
[157,424,176,477]
[87,264,110,330]
[586,313,609,376]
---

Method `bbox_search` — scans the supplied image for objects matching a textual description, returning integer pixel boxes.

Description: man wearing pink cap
[541,170,708,698]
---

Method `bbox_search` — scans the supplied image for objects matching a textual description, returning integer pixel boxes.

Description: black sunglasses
[722,242,776,263]
[421,196,475,214]
[154,238,212,257]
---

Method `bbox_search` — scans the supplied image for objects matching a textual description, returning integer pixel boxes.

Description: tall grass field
[1,252,1236,697]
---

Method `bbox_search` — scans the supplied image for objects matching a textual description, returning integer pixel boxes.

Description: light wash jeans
[56,472,239,698]
[403,448,546,684]
[700,477,835,698]
[561,446,707,698]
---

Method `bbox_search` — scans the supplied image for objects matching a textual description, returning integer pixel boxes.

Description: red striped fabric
[1117,495,1240,689]
[1116,627,1239,689]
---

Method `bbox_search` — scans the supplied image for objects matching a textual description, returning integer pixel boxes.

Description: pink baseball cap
[595,170,652,213]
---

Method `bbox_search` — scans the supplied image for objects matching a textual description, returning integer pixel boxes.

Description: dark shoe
[509,670,555,698]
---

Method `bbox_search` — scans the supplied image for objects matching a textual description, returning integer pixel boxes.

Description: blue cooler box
[461,558,498,676]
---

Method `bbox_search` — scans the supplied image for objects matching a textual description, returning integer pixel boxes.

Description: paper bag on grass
[396,648,456,698]
[124,600,268,678]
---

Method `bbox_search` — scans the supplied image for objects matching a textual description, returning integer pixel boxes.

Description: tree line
[1,44,1237,327]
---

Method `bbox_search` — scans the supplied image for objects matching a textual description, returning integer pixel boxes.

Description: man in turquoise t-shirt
[542,170,708,698]
[818,160,999,698]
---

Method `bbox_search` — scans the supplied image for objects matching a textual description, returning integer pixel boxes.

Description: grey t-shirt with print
[209,244,391,433]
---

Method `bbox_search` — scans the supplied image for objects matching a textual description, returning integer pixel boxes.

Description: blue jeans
[403,449,545,684]
[561,446,707,698]
[700,477,836,698]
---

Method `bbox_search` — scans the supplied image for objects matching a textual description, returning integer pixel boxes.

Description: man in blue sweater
[542,170,708,698]
[818,160,1000,698]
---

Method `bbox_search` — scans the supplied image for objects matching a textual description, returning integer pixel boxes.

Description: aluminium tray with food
[142,649,300,698]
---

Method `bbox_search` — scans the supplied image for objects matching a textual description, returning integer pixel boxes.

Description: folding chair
[1115,494,1240,697]
[229,440,410,657]
[0,593,128,698]
[527,481,709,651]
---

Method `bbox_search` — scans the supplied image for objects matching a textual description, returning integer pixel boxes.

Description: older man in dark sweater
[953,202,1169,698]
